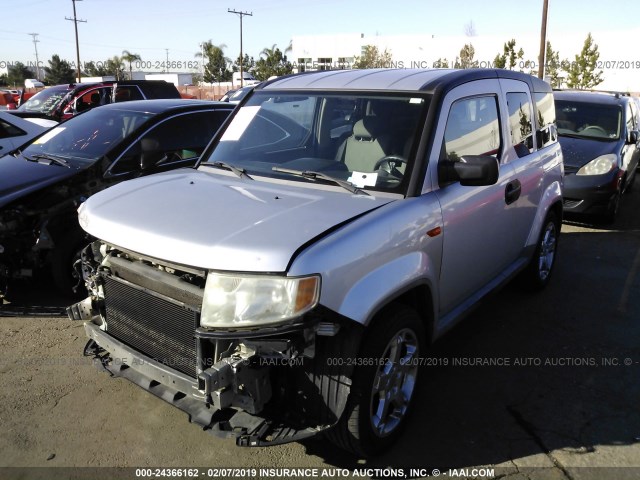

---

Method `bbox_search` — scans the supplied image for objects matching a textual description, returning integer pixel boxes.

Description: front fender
[337,252,437,325]
[288,196,444,327]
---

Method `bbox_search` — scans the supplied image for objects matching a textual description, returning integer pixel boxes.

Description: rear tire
[327,304,425,457]
[521,210,559,291]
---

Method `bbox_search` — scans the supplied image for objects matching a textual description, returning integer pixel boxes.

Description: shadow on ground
[302,185,640,472]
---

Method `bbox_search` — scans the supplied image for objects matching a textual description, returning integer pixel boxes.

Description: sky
[1,0,638,82]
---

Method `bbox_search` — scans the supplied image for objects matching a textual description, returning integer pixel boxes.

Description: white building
[291,30,640,92]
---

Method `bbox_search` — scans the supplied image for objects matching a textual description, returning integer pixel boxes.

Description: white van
[232,71,258,86]
[24,79,45,88]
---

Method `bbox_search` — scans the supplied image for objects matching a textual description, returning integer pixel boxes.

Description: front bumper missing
[83,322,332,446]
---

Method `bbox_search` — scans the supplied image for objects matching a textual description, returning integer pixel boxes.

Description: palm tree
[260,44,278,59]
[121,50,142,80]
[196,41,231,84]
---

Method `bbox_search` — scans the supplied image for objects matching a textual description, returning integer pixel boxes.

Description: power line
[228,9,252,87]
[65,0,86,82]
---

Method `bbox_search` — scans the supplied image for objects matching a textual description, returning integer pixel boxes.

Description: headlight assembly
[576,154,617,176]
[200,273,320,328]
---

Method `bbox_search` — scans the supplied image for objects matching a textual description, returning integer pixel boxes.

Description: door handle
[505,179,521,205]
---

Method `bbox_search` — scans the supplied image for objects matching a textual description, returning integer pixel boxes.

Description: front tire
[603,191,620,224]
[327,304,425,457]
[51,231,89,298]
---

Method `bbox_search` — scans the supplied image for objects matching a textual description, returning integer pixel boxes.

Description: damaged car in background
[69,69,563,456]
[0,99,233,299]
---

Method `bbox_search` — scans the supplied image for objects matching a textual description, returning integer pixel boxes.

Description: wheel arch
[364,281,437,345]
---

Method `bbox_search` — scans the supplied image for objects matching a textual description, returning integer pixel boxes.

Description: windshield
[201,91,428,194]
[18,87,69,114]
[555,100,621,140]
[21,107,155,165]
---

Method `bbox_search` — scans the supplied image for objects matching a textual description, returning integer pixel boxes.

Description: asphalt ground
[1,185,639,480]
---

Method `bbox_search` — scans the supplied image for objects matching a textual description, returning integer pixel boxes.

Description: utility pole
[228,9,252,87]
[537,0,549,80]
[65,0,86,83]
[165,49,169,72]
[200,43,205,79]
[28,33,40,81]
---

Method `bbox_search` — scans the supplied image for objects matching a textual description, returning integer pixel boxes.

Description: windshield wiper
[23,153,71,168]
[272,167,370,196]
[202,161,253,180]
[559,132,613,141]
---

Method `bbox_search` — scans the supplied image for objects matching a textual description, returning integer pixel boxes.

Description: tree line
[1,33,604,89]
[0,42,297,86]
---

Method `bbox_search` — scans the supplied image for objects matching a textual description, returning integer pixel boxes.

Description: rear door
[498,79,545,251]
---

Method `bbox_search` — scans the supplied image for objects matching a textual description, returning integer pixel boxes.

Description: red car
[13,80,181,121]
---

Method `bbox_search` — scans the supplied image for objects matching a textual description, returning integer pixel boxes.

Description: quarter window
[0,119,25,138]
[443,96,501,161]
[534,92,557,148]
[506,92,534,157]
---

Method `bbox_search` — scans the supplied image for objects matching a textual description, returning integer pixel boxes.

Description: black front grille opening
[103,276,198,377]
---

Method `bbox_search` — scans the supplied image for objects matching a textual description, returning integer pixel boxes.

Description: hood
[79,169,393,272]
[0,154,79,208]
[558,135,620,168]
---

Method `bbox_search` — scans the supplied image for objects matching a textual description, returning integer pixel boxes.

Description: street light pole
[65,0,86,83]
[537,0,549,80]
[228,9,252,87]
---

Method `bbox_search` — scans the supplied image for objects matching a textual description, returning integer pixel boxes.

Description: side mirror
[139,138,165,171]
[439,155,499,187]
[628,130,639,145]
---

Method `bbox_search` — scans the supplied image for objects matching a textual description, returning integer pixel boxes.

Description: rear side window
[110,110,230,175]
[443,95,501,161]
[115,86,144,102]
[506,92,534,158]
[535,92,557,148]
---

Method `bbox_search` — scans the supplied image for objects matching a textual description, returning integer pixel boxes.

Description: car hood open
[78,169,393,272]
[0,154,79,208]
[558,135,619,168]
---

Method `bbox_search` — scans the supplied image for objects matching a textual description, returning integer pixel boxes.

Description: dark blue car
[554,90,640,222]
[0,99,233,298]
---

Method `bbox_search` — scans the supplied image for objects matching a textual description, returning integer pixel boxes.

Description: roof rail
[553,88,630,98]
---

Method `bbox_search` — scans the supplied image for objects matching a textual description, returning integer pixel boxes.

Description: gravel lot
[1,188,639,480]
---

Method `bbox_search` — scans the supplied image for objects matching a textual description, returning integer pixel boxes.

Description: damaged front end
[68,242,361,446]
[0,206,46,298]
[0,188,89,299]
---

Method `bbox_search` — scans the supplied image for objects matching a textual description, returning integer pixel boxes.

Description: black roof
[553,90,630,106]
